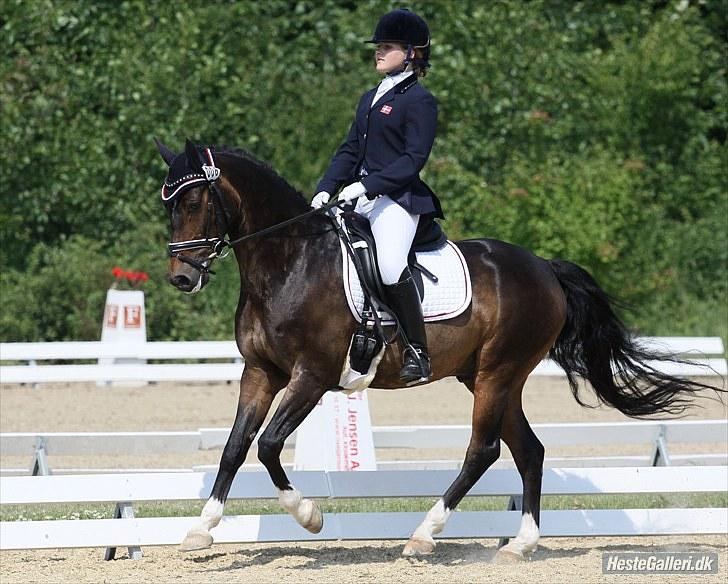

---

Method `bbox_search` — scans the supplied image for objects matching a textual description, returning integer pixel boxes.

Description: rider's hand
[338,182,367,203]
[311,191,331,209]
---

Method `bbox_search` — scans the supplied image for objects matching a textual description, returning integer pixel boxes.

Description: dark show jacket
[316,73,444,219]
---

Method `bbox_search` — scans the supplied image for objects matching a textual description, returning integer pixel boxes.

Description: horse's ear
[185,138,203,171]
[154,137,177,167]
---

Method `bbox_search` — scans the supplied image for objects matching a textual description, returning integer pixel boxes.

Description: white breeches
[354,195,419,285]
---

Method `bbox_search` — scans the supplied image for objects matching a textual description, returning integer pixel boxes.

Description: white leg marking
[196,497,225,532]
[500,512,540,556]
[411,499,452,545]
[180,497,223,550]
[278,487,322,532]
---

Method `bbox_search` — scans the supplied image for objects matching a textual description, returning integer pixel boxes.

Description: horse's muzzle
[169,262,209,294]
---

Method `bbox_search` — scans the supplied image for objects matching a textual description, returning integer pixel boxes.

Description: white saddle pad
[342,239,472,324]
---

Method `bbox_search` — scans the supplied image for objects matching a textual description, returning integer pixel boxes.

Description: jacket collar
[376,73,418,105]
[393,72,418,93]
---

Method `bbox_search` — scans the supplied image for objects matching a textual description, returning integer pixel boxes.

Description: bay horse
[156,138,719,559]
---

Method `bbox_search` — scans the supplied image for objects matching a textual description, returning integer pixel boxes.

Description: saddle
[337,211,449,390]
[342,211,447,305]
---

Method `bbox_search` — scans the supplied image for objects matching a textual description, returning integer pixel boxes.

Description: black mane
[212,145,310,208]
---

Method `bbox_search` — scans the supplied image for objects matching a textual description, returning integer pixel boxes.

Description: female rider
[311,8,443,384]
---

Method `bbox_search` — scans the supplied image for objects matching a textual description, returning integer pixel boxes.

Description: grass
[2,493,726,522]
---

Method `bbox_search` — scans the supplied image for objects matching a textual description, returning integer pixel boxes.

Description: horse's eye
[188,201,202,212]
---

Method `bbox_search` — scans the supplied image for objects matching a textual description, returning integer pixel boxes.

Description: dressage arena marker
[98,288,147,387]
[3,420,727,476]
[1,337,724,384]
[1,467,726,553]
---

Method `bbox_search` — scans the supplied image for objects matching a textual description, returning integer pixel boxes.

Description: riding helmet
[365,8,430,52]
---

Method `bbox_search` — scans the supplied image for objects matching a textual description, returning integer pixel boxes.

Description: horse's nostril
[170,274,192,288]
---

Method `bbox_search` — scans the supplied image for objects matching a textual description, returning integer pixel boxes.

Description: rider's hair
[412,48,428,78]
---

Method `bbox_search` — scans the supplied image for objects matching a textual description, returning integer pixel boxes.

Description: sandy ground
[1,376,726,582]
[1,536,727,584]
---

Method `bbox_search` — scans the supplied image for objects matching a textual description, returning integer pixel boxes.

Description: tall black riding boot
[384,268,431,384]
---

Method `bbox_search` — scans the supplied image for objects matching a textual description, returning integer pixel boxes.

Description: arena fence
[1,337,725,384]
[1,467,726,557]
[2,420,726,476]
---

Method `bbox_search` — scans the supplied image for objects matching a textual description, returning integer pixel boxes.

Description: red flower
[111,267,149,284]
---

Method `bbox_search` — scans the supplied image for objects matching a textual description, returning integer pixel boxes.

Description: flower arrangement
[111,266,149,289]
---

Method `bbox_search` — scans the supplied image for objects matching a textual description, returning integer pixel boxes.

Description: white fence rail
[3,420,726,476]
[0,467,726,551]
[1,337,725,384]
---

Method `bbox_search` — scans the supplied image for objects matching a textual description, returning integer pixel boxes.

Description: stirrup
[400,346,431,385]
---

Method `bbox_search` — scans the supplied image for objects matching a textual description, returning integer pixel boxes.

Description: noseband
[163,148,344,275]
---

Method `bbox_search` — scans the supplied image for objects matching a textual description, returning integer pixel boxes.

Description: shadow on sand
[184,538,726,573]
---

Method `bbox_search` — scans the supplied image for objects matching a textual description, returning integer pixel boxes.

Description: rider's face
[375,43,407,74]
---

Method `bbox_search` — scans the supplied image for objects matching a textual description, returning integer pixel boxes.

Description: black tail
[548,259,723,418]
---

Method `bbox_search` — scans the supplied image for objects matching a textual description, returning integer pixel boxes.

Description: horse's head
[155,138,231,294]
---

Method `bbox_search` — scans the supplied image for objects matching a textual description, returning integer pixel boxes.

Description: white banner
[293,390,376,471]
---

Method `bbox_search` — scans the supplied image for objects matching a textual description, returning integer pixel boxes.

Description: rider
[311,8,443,384]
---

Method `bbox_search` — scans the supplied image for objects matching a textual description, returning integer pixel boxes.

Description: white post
[293,390,376,471]
[98,288,147,386]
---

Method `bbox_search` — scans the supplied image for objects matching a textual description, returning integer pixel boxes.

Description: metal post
[31,437,50,476]
[650,425,672,466]
[497,494,523,548]
[104,502,143,560]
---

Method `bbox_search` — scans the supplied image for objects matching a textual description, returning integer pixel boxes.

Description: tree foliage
[1,0,725,341]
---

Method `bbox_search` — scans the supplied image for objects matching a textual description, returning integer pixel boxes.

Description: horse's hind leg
[256,368,329,533]
[403,374,508,556]
[497,398,544,561]
[180,365,285,552]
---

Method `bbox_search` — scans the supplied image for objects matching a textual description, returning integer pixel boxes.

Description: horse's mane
[212,145,310,208]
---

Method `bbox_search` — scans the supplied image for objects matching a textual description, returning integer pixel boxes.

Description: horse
[155,138,720,559]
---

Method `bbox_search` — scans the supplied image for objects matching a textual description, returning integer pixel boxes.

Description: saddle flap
[341,237,472,325]
[342,211,445,306]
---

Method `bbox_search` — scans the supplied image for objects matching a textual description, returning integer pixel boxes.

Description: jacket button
[363,133,367,138]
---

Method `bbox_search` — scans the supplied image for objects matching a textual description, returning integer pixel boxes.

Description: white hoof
[496,540,537,562]
[300,498,323,533]
[279,488,323,533]
[402,537,436,556]
[179,530,213,552]
[495,545,526,562]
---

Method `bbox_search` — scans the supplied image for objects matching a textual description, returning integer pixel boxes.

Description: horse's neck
[233,216,338,301]
[222,157,336,298]
[224,158,309,235]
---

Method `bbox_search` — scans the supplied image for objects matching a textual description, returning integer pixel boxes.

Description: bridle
[163,148,344,275]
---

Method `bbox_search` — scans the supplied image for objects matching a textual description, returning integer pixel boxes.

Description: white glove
[311,191,330,209]
[338,181,367,203]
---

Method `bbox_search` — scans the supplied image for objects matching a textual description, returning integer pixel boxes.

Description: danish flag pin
[380,105,393,115]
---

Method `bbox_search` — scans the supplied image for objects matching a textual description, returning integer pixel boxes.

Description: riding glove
[311,191,331,209]
[338,181,367,203]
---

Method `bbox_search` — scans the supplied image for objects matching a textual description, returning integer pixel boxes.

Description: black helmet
[365,8,430,51]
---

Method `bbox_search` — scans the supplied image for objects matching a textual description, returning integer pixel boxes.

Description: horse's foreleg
[497,403,544,561]
[256,369,328,533]
[180,366,284,552]
[403,376,507,557]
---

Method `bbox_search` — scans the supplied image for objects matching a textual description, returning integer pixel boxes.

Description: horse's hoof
[302,500,323,534]
[402,537,435,556]
[179,530,213,552]
[495,547,526,563]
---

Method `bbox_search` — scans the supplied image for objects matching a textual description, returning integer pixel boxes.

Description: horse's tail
[548,259,722,418]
